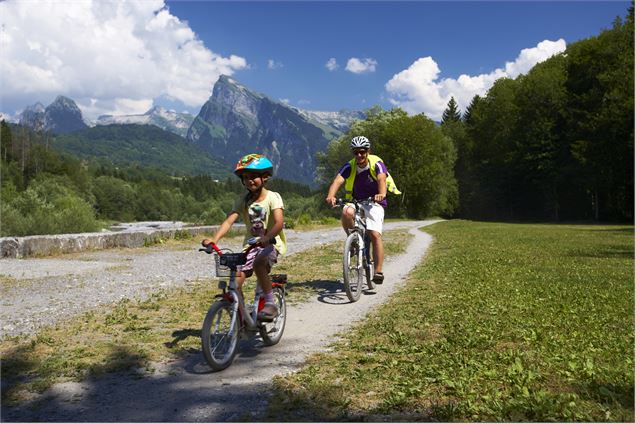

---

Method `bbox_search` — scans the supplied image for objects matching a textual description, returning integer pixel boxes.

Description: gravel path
[1,220,440,422]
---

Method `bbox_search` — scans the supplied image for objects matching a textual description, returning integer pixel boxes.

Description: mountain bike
[199,238,287,371]
[336,198,376,302]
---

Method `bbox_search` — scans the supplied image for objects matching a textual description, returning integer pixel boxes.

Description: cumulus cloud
[385,39,566,121]
[325,58,339,71]
[0,0,248,120]
[268,59,283,70]
[346,57,377,74]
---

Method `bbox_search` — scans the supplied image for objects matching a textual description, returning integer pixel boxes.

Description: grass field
[269,220,634,421]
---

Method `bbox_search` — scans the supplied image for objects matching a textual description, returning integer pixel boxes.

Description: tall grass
[270,221,634,421]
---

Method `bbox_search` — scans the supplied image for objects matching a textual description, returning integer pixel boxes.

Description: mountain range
[18,96,88,134]
[95,106,194,137]
[8,77,365,185]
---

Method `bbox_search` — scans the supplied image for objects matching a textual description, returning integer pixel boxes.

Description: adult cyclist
[325,136,400,284]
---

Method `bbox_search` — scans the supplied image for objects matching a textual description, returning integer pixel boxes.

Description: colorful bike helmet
[350,135,371,150]
[234,153,274,177]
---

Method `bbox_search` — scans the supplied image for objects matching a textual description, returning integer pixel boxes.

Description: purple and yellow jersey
[338,160,388,208]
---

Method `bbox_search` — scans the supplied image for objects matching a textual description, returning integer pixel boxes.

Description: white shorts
[344,202,385,234]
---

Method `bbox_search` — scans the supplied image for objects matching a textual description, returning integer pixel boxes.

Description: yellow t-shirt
[232,190,287,255]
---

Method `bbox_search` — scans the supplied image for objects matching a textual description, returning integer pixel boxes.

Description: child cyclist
[202,154,286,321]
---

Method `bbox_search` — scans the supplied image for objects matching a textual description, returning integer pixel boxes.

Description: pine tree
[441,97,461,124]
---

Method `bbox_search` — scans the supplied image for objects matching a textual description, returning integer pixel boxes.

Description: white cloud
[325,58,338,71]
[346,57,377,74]
[385,39,566,121]
[0,0,248,120]
[268,59,283,70]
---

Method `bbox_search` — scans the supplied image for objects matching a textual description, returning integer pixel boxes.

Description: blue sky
[1,1,630,122]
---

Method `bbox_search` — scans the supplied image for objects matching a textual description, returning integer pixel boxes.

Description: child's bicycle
[336,198,376,302]
[199,238,287,371]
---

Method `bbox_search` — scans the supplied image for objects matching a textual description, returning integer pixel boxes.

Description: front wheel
[260,286,286,346]
[201,300,240,371]
[343,231,363,302]
[364,237,375,290]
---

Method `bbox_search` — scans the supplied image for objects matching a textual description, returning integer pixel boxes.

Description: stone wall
[0,226,221,259]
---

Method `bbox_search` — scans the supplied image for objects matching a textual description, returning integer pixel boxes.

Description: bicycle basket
[214,252,246,277]
[214,254,232,277]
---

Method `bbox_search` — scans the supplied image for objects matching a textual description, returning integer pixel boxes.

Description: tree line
[442,7,633,221]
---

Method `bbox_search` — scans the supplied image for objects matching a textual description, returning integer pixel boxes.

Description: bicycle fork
[353,231,365,269]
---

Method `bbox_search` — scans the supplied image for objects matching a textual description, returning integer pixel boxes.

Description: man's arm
[325,174,345,207]
[374,172,387,203]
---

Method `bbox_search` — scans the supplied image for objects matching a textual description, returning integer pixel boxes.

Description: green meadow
[270,220,634,421]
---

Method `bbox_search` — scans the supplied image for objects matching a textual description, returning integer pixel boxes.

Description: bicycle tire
[259,286,286,346]
[343,231,363,302]
[364,237,376,290]
[201,300,240,371]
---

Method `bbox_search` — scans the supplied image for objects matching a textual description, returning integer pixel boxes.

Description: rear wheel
[201,300,239,371]
[260,286,286,346]
[343,231,363,302]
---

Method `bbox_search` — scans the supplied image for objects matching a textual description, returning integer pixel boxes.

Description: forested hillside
[53,124,230,179]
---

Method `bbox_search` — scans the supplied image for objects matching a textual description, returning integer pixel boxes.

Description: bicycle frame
[337,198,376,302]
[217,265,262,334]
[210,244,270,334]
[342,198,373,268]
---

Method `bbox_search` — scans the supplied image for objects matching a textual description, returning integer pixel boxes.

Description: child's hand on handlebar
[201,238,215,247]
[325,196,337,207]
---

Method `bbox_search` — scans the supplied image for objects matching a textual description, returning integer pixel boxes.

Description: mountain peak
[45,96,87,134]
[188,76,360,185]
[49,96,82,113]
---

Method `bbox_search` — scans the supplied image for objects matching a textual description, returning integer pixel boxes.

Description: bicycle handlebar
[335,197,375,207]
[199,237,276,255]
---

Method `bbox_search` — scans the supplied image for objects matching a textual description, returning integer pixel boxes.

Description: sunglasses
[241,173,263,181]
[353,149,368,156]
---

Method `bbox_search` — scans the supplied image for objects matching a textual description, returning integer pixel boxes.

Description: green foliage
[318,108,457,219]
[52,124,231,179]
[1,175,99,236]
[450,7,633,222]
[93,176,136,221]
[441,97,462,124]
[271,221,634,421]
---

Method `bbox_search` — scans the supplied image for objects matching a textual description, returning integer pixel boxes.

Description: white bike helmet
[350,136,371,150]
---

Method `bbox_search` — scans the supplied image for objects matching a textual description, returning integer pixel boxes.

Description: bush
[1,176,98,236]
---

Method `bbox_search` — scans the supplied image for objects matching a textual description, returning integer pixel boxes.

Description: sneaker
[372,272,384,284]
[257,303,279,322]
